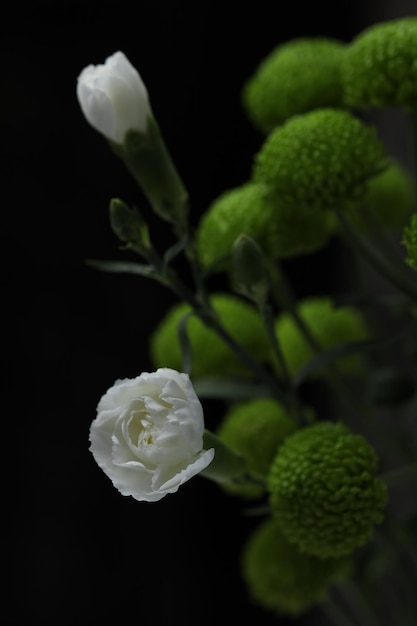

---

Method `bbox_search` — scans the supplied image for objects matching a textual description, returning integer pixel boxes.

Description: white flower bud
[76,51,152,144]
[89,368,214,502]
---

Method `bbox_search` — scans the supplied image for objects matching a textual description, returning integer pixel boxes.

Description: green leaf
[85,259,160,280]
[201,430,247,483]
[292,333,404,388]
[193,377,274,400]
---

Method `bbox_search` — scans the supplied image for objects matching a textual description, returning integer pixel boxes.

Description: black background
[8,1,415,625]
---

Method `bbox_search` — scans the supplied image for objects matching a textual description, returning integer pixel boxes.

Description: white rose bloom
[76,51,152,144]
[89,368,214,502]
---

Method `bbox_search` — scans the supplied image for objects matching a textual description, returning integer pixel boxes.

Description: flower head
[89,368,214,502]
[252,108,388,211]
[341,17,417,109]
[267,421,388,557]
[242,37,346,133]
[77,51,152,144]
[242,518,351,616]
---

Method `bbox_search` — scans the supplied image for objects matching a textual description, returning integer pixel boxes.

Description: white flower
[89,368,214,502]
[76,51,152,144]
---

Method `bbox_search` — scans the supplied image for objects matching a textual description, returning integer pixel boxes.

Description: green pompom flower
[341,17,417,109]
[149,293,269,379]
[267,421,388,558]
[274,296,370,379]
[252,108,388,212]
[196,182,336,271]
[215,398,300,498]
[242,37,346,133]
[241,518,351,616]
[402,212,417,271]
[350,159,416,232]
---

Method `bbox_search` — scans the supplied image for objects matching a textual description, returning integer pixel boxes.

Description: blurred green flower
[341,17,417,109]
[242,517,351,616]
[242,37,346,133]
[149,293,270,378]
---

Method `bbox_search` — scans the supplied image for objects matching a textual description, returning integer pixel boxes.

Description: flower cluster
[78,15,417,625]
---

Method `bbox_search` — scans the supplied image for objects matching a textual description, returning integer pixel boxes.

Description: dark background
[8,1,415,624]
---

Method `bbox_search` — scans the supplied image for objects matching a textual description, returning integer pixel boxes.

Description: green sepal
[201,430,248,483]
[110,118,189,230]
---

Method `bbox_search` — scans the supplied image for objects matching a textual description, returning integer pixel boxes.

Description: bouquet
[76,16,417,625]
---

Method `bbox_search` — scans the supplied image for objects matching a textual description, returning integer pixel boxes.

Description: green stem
[259,301,306,425]
[338,582,383,626]
[149,251,286,403]
[358,204,410,272]
[337,211,417,302]
[409,107,417,184]
[320,598,360,626]
[268,259,369,419]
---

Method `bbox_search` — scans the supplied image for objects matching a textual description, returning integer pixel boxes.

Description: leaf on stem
[292,333,405,388]
[193,377,274,400]
[85,259,160,280]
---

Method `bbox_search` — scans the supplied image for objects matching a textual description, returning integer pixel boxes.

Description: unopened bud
[232,234,270,304]
[109,198,151,255]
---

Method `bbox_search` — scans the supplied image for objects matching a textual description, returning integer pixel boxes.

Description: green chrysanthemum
[242,37,346,133]
[196,182,336,271]
[268,421,388,558]
[215,398,300,498]
[252,108,388,212]
[348,159,416,232]
[149,293,269,379]
[241,518,351,616]
[402,212,417,271]
[273,296,370,379]
[341,17,417,109]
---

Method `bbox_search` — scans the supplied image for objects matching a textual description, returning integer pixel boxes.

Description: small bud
[232,234,270,304]
[77,51,189,230]
[109,198,151,255]
[76,51,152,144]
